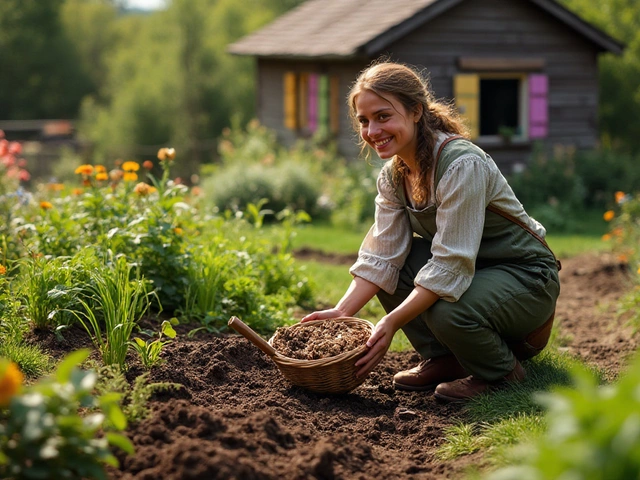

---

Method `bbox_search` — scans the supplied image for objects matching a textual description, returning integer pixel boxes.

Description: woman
[302,61,560,403]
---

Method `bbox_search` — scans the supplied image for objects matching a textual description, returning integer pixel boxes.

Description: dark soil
[272,320,371,360]
[32,251,637,479]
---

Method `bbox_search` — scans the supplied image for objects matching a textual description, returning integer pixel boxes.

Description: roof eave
[363,0,464,56]
[529,0,625,54]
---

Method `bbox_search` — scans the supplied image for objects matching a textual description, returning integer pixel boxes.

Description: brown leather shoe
[393,355,468,391]
[433,361,526,403]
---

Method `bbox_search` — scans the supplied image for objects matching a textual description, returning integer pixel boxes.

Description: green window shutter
[318,75,329,136]
[284,72,298,129]
[454,74,479,139]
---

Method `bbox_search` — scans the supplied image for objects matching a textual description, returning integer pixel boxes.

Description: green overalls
[377,139,560,381]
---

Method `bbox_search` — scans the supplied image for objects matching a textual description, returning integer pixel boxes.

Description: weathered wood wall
[256,0,601,172]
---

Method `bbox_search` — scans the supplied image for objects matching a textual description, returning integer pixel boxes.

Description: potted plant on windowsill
[498,125,516,144]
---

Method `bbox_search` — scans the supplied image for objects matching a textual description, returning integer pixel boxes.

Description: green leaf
[56,349,90,383]
[104,403,127,431]
[161,321,177,339]
[134,337,146,347]
[106,432,135,455]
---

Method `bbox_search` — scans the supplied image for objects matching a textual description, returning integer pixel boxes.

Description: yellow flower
[157,147,176,161]
[0,265,6,275]
[0,360,23,407]
[134,182,156,196]
[601,234,612,241]
[615,191,625,203]
[74,164,94,175]
[122,161,140,172]
[603,210,615,222]
[40,201,53,210]
[95,172,108,181]
[123,172,138,182]
[94,165,107,174]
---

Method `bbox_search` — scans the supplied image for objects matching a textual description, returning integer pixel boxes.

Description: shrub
[0,350,133,480]
[485,354,640,480]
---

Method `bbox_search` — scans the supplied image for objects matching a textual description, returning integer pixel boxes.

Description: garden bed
[33,252,637,479]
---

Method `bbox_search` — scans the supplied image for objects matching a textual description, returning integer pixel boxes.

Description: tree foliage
[559,0,640,152]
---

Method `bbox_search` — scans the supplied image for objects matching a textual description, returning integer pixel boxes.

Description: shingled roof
[228,0,624,59]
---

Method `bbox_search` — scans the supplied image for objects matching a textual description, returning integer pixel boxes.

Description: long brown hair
[348,61,469,204]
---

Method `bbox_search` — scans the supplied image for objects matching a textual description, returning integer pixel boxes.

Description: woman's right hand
[301,308,347,323]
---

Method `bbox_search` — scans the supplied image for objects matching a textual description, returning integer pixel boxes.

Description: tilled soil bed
[32,252,638,479]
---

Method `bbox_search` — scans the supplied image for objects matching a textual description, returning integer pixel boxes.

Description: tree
[0,0,93,119]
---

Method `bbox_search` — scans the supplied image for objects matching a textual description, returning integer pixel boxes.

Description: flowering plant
[0,350,133,479]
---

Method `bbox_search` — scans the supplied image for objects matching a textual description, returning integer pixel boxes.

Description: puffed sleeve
[414,154,493,302]
[349,164,413,294]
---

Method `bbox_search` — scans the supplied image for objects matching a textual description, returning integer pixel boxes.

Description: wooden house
[228,0,623,172]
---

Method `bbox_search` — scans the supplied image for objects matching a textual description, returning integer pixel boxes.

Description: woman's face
[354,89,420,164]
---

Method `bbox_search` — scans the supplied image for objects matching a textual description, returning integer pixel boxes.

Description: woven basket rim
[268,316,373,367]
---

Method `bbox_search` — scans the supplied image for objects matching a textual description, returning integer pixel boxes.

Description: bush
[0,350,133,479]
[485,354,640,480]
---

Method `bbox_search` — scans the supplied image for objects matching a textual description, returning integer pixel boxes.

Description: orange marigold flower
[611,227,624,237]
[601,234,612,241]
[174,227,183,235]
[122,161,140,172]
[40,201,53,210]
[615,191,626,203]
[73,188,84,196]
[0,360,23,407]
[191,186,202,196]
[123,172,138,182]
[157,147,176,161]
[134,182,156,196]
[603,210,615,222]
[94,165,107,174]
[143,160,154,170]
[617,254,628,263]
[0,265,6,275]
[95,172,108,181]
[74,164,94,175]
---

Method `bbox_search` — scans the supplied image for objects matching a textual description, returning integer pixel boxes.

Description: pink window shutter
[529,74,548,139]
[308,74,318,132]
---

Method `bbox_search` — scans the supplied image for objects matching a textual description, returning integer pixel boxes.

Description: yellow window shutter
[453,74,479,139]
[297,73,309,129]
[284,72,298,129]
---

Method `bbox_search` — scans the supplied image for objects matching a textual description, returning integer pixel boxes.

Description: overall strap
[435,135,562,271]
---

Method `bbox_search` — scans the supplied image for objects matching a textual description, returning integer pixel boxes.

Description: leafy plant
[94,364,181,424]
[485,354,640,480]
[130,319,178,369]
[0,350,134,480]
[58,256,154,368]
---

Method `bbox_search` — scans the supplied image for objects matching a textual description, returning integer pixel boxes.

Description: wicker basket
[228,316,374,394]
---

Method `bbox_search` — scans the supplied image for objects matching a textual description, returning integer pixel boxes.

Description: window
[283,72,340,136]
[454,72,548,141]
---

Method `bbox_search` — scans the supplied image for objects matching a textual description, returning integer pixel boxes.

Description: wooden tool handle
[228,316,277,357]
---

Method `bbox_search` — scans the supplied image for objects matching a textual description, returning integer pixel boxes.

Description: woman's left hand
[354,316,397,378]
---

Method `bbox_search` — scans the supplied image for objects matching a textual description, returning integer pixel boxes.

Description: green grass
[0,341,53,379]
[546,233,608,258]
[292,222,367,254]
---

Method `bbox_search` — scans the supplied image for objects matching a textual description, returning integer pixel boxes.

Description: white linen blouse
[349,132,547,302]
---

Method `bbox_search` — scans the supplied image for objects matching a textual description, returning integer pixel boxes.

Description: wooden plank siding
[255,0,604,172]
[379,0,601,171]
[256,59,367,160]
